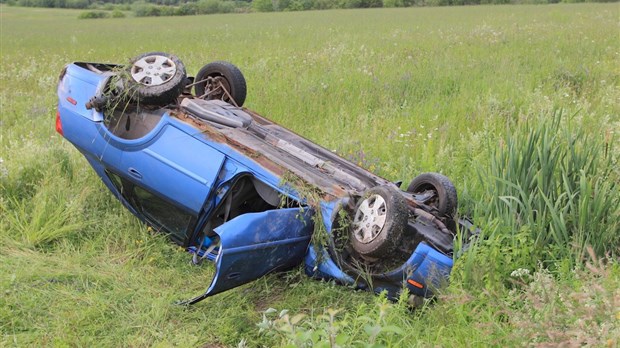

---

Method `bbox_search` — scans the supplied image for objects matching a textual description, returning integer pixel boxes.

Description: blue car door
[117,122,225,215]
[181,207,314,305]
[97,112,226,244]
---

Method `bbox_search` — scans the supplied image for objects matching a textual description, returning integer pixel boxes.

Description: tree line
[2,0,616,17]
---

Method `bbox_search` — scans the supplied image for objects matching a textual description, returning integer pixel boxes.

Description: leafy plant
[77,10,110,19]
[257,297,408,347]
[455,109,620,288]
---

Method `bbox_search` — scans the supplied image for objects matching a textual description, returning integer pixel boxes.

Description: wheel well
[192,175,299,246]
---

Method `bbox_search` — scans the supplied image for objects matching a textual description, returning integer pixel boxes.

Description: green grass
[1,4,619,347]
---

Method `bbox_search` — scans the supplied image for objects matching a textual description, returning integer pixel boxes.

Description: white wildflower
[0,158,7,179]
[510,268,531,278]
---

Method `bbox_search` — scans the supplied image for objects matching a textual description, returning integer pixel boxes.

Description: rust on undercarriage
[174,111,228,143]
[171,96,426,207]
[174,111,288,175]
[173,109,343,202]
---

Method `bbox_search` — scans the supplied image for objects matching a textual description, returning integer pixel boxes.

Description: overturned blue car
[56,52,474,305]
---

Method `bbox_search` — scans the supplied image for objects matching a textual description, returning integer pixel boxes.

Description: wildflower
[510,268,531,278]
[0,158,7,179]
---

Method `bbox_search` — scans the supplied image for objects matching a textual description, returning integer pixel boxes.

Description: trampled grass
[1,4,619,346]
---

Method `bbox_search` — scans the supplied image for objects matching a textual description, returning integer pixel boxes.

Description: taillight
[55,110,64,136]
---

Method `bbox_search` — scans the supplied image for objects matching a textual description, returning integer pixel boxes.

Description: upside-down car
[56,52,475,305]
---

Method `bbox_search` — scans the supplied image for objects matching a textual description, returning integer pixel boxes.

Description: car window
[106,170,195,244]
[132,185,193,241]
[103,103,165,140]
[108,171,124,194]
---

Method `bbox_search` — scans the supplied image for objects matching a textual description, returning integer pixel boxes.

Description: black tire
[349,186,408,258]
[407,172,458,217]
[194,61,247,107]
[125,52,186,106]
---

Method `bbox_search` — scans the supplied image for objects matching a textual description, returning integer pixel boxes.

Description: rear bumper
[304,241,453,299]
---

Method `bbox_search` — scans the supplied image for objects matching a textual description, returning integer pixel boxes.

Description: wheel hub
[352,194,387,244]
[204,76,231,101]
[130,55,177,86]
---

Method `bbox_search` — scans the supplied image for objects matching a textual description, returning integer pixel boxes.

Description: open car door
[181,207,314,305]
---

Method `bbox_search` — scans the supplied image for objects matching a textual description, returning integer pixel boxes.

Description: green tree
[253,0,274,11]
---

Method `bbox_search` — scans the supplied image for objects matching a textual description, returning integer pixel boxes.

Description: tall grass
[485,110,618,259]
[453,110,620,288]
[4,183,89,248]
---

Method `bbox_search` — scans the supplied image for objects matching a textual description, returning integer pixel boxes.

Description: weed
[478,110,618,266]
[257,297,408,347]
[278,173,332,260]
[508,249,619,346]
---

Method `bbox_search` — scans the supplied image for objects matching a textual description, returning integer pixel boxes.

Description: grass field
[1,4,619,347]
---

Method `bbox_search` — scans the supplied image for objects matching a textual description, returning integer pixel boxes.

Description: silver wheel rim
[130,55,177,86]
[352,194,387,244]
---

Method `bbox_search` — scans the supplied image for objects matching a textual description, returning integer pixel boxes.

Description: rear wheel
[407,172,458,217]
[194,61,247,107]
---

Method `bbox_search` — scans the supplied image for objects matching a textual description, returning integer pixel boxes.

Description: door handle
[128,167,143,180]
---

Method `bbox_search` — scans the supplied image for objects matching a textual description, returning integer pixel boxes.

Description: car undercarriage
[56,52,477,305]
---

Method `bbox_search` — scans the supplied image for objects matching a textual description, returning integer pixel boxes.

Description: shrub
[77,10,110,18]
[159,5,176,15]
[176,2,198,15]
[132,1,160,16]
[311,0,336,9]
[285,0,313,10]
[218,0,236,12]
[65,0,88,8]
[208,0,236,14]
[383,0,404,6]
[338,0,363,8]
[253,0,274,11]
[111,9,126,17]
[198,0,222,13]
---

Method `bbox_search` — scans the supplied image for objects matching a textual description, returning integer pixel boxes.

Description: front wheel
[194,61,247,107]
[349,186,408,258]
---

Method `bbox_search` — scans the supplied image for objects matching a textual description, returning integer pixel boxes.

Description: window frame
[105,169,198,246]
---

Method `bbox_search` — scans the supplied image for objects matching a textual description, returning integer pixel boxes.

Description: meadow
[1,4,619,346]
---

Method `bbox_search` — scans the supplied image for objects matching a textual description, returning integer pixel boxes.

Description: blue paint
[57,61,462,304]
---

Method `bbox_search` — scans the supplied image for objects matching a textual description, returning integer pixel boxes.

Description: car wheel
[126,52,187,106]
[194,61,247,107]
[349,186,407,258]
[407,172,458,217]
